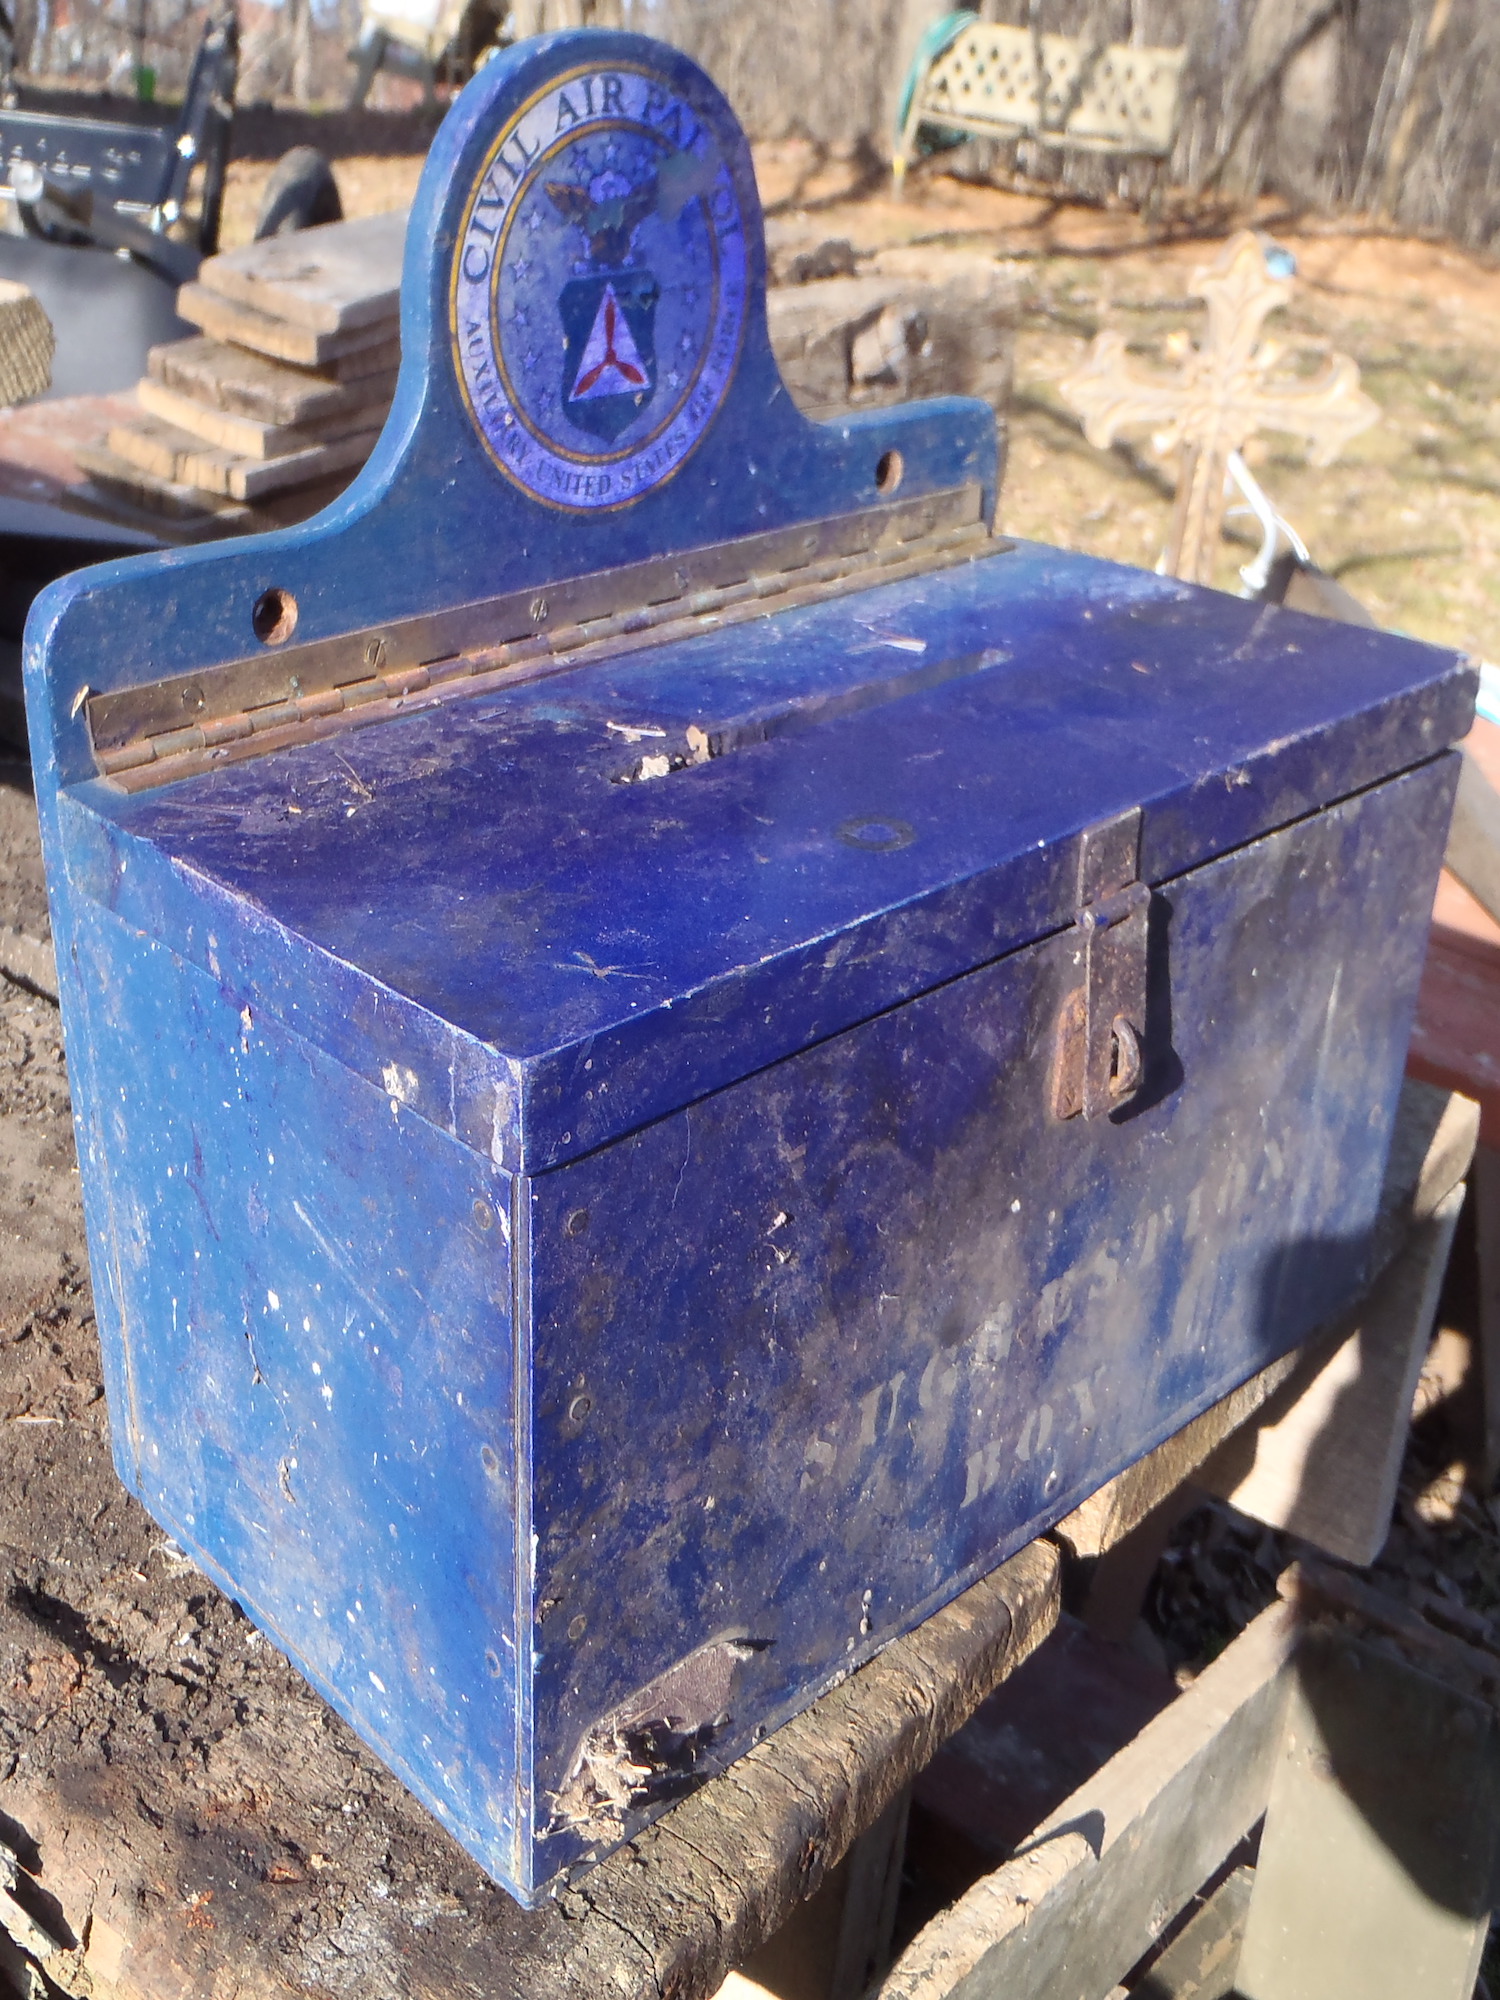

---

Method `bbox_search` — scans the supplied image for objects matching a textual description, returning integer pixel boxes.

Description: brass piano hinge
[90,482,1006,792]
[1051,806,1151,1122]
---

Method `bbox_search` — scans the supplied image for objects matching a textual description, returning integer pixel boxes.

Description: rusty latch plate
[1052,806,1150,1121]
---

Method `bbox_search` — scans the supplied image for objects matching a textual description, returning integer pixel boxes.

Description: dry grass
[1001,222,1500,662]
[758,155,1500,659]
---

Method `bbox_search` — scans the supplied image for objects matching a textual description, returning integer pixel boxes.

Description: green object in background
[894,9,977,159]
[134,64,156,102]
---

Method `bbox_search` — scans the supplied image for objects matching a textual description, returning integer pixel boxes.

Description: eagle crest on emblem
[545,168,658,267]
[546,165,665,442]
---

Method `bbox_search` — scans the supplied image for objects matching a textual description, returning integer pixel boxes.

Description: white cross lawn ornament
[1058,230,1379,587]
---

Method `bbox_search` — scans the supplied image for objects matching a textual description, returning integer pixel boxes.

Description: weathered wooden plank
[220,430,378,503]
[70,445,382,545]
[1133,1865,1252,2000]
[1198,1183,1464,1564]
[1235,1631,1500,2000]
[146,337,399,433]
[136,377,392,462]
[0,1543,1056,2000]
[1473,1143,1500,1486]
[1279,1557,1500,1704]
[176,283,397,368]
[874,1599,1298,2000]
[72,439,252,528]
[1446,744,1500,933]
[105,407,219,487]
[195,212,407,335]
[716,1790,910,2000]
[571,1542,1060,2000]
[1055,1081,1476,1560]
[332,336,403,384]
[107,409,379,502]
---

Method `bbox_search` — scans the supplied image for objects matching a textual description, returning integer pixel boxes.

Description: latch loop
[1052,808,1151,1121]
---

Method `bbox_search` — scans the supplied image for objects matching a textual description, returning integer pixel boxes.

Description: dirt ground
[996,213,1500,660]
[751,153,1500,659]
[218,135,1500,661]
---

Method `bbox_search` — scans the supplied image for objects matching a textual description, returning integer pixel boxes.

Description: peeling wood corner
[549,1635,773,1844]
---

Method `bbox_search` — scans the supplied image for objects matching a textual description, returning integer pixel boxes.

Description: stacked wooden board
[77,211,407,536]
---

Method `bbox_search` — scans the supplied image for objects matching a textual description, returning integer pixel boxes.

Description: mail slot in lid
[24,26,1473,1904]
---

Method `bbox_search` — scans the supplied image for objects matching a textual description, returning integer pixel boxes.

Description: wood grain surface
[146,337,398,432]
[107,408,380,501]
[135,379,392,462]
[176,285,398,369]
[195,213,407,335]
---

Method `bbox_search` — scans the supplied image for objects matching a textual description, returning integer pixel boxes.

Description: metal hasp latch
[1052,805,1150,1121]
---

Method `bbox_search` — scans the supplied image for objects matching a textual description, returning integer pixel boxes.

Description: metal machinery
[0,10,237,395]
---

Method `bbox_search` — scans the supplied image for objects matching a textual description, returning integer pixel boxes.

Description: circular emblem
[451,62,749,511]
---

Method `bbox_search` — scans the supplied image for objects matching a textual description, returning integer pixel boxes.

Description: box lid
[47,539,1472,1171]
[25,31,1474,1173]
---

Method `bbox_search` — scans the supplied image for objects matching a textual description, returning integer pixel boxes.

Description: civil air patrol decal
[451,63,749,510]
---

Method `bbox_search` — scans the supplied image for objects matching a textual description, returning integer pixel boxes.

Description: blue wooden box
[24,29,1472,1903]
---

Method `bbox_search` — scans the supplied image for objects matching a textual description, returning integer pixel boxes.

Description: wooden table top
[1409,715,1500,1144]
[0,393,136,513]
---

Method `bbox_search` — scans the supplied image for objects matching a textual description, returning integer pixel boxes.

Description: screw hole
[480,1443,500,1475]
[875,449,904,496]
[252,587,298,646]
[484,1648,503,1678]
[838,815,914,853]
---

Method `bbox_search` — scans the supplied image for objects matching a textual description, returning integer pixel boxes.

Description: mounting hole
[875,449,904,496]
[838,815,914,853]
[252,587,298,646]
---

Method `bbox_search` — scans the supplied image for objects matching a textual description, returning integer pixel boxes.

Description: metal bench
[893,18,1187,196]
